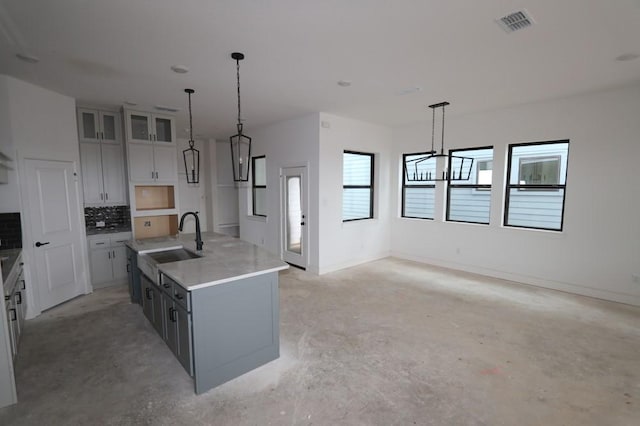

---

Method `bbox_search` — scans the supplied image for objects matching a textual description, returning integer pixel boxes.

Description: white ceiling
[1,0,639,139]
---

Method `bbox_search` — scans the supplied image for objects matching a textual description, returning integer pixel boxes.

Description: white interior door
[281,166,308,269]
[25,159,86,311]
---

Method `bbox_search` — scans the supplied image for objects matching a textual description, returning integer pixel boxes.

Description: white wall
[176,137,208,233]
[318,113,393,274]
[239,113,320,270]
[390,83,640,306]
[0,75,89,317]
[0,77,20,213]
[212,140,239,237]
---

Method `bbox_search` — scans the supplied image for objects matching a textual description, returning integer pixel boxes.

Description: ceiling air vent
[497,10,535,33]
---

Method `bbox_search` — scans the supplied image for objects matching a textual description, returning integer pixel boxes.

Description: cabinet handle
[151,171,154,179]
[100,193,104,200]
[96,131,99,139]
[163,283,170,289]
[16,291,22,305]
[105,193,109,200]
[126,264,130,272]
[175,293,184,300]
[95,242,105,245]
[4,295,9,301]
[21,279,25,290]
[112,250,116,258]
[10,309,16,321]
[145,287,152,300]
[101,131,104,139]
[169,307,177,322]
[108,251,111,259]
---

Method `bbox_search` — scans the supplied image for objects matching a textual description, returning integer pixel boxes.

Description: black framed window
[504,140,569,231]
[343,151,374,221]
[446,147,494,224]
[251,156,266,217]
[402,153,435,219]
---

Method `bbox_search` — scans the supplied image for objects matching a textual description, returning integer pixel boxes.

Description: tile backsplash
[0,212,22,249]
[85,206,131,232]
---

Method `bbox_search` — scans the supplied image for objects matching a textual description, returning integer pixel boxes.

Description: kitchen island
[126,232,288,394]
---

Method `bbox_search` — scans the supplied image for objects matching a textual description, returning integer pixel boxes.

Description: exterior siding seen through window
[343,151,374,221]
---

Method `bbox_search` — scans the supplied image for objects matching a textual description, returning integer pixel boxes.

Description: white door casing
[25,159,87,311]
[281,166,308,269]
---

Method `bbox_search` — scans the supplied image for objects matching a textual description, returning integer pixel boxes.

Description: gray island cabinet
[126,232,288,394]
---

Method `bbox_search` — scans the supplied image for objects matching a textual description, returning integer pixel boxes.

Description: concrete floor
[1,258,639,425]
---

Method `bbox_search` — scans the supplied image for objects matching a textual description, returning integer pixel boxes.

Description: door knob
[35,241,50,247]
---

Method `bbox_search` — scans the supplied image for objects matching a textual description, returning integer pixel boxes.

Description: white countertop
[126,232,289,291]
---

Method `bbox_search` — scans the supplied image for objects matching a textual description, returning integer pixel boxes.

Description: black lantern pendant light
[229,52,252,182]
[183,88,200,184]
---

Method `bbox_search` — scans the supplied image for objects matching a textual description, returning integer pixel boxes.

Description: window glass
[402,153,435,219]
[343,151,374,221]
[252,156,266,217]
[447,147,494,224]
[505,141,569,231]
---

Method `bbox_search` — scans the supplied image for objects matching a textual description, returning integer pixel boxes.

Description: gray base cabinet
[141,273,163,337]
[160,275,193,376]
[138,271,280,394]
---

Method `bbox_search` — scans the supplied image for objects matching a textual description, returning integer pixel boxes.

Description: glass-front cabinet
[77,108,122,144]
[124,110,176,145]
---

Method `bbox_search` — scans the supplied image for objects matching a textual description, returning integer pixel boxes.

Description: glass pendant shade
[183,141,200,184]
[230,123,251,181]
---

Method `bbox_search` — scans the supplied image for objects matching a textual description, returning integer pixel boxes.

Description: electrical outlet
[144,221,151,227]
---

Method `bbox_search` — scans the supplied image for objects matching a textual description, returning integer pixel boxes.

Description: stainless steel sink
[147,248,201,264]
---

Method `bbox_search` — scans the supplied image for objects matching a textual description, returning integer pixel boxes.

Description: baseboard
[390,250,640,307]
[318,252,390,275]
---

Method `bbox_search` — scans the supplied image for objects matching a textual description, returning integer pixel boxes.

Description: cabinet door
[12,291,22,347]
[153,145,178,182]
[163,295,178,353]
[151,285,164,337]
[5,301,17,358]
[77,108,100,143]
[126,111,153,144]
[99,111,122,144]
[175,303,193,375]
[152,114,176,145]
[141,274,154,323]
[128,143,156,182]
[100,143,126,204]
[111,246,128,281]
[89,247,113,286]
[80,143,105,204]
[16,289,26,331]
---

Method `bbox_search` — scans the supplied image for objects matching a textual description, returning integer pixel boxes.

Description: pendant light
[404,101,474,182]
[182,88,200,184]
[229,52,252,182]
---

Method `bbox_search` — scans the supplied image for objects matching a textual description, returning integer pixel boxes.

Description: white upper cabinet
[77,107,127,206]
[124,109,178,183]
[77,108,122,144]
[125,110,176,145]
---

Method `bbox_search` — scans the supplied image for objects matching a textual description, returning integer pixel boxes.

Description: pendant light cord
[440,103,445,155]
[431,106,435,153]
[236,58,242,130]
[188,91,194,148]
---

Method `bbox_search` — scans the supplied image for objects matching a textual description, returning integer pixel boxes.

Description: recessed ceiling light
[171,65,189,74]
[615,53,640,62]
[396,86,423,96]
[337,80,352,87]
[15,52,40,63]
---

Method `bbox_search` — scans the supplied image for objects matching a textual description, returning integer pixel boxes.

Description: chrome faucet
[179,211,203,251]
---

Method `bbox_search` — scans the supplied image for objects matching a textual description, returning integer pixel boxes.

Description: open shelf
[134,214,178,239]
[135,185,175,210]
